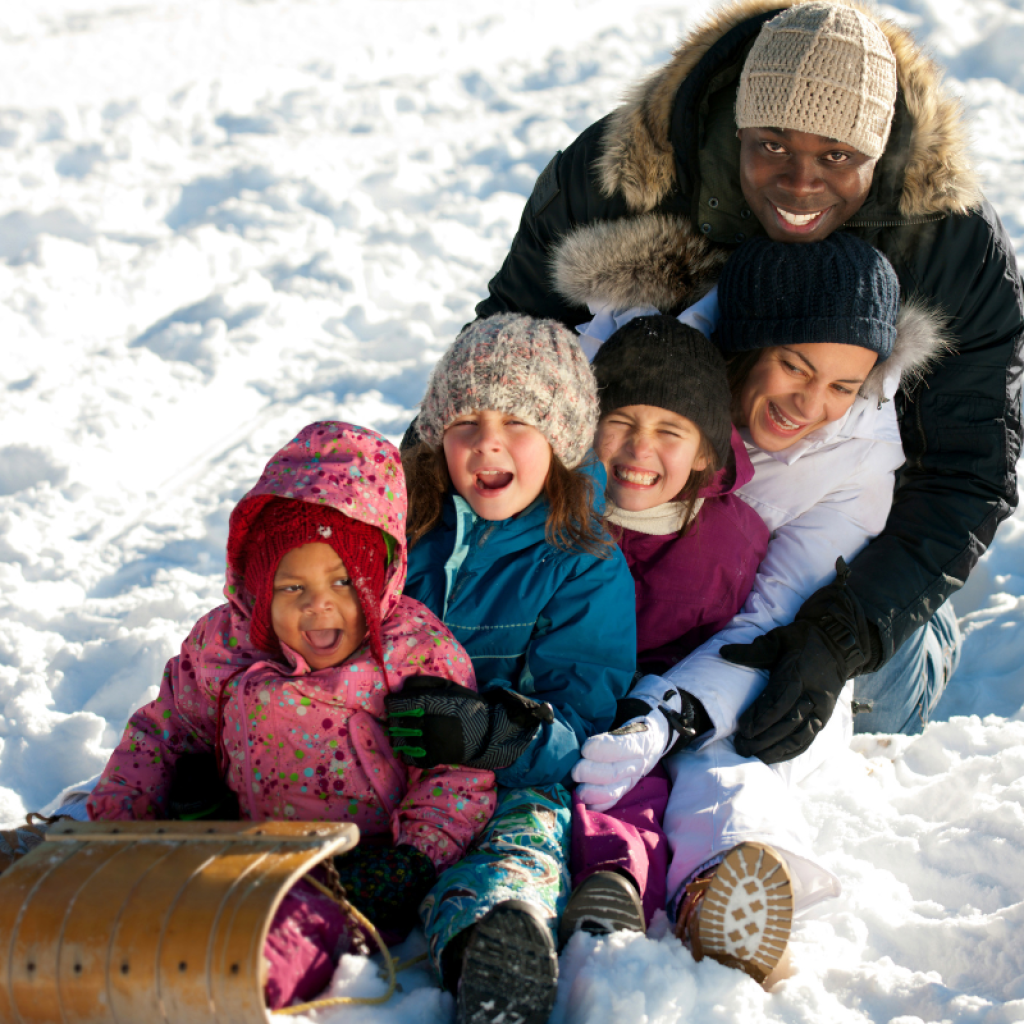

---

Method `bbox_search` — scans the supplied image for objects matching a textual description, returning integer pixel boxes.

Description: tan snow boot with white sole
[675,842,793,983]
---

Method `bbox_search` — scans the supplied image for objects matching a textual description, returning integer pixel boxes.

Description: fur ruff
[551,213,729,312]
[596,0,981,218]
[550,211,951,405]
[861,298,953,402]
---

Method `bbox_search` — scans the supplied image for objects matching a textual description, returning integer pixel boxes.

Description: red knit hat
[227,497,388,670]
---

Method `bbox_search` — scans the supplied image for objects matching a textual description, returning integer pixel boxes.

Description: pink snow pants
[263,879,354,1010]
[570,767,670,927]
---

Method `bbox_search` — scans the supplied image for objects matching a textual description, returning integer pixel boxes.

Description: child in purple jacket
[561,315,770,942]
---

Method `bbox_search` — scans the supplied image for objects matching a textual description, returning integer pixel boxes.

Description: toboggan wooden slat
[0,820,359,1024]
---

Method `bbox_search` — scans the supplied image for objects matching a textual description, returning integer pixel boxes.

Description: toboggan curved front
[0,819,358,1024]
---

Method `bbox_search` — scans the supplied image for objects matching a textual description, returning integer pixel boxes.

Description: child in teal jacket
[389,314,636,1024]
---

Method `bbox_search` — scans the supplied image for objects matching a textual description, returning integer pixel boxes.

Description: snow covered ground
[1,0,1023,1021]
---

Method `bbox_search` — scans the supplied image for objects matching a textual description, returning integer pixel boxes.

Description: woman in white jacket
[568,233,952,983]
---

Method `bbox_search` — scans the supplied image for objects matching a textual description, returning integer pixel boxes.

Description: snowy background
[2,0,1023,1021]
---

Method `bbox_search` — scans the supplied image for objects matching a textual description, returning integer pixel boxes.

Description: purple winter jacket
[611,429,770,675]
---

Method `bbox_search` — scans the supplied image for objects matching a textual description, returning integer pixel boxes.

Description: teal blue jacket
[404,481,636,789]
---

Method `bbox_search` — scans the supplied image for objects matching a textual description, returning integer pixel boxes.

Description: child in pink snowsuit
[88,421,496,1009]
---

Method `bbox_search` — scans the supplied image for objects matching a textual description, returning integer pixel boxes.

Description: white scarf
[604,498,703,536]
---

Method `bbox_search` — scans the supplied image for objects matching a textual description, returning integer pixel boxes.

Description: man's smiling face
[738,127,877,243]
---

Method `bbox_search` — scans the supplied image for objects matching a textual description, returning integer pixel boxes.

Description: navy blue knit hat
[713,234,899,361]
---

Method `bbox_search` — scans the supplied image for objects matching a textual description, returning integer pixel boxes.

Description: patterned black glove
[386,675,553,770]
[723,558,881,765]
[332,843,436,937]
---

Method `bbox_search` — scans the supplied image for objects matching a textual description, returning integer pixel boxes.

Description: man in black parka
[474,0,1024,763]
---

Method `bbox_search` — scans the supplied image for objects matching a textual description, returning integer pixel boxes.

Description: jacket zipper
[846,213,945,229]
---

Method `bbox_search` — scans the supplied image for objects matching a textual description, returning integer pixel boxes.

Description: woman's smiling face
[738,343,878,451]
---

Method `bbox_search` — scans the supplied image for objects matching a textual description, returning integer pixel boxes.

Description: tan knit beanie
[736,2,897,160]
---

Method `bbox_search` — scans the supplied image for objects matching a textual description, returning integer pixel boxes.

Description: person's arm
[852,203,1024,658]
[87,611,226,820]
[670,446,900,741]
[493,548,637,788]
[395,763,496,872]
[389,550,637,788]
[475,117,628,326]
[386,606,498,871]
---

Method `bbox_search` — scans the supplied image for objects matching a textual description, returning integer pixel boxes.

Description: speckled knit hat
[417,313,600,469]
[736,2,898,160]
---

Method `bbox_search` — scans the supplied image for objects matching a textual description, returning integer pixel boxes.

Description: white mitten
[572,707,673,811]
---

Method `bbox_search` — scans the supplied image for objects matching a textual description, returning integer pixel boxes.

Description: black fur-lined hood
[594,0,980,219]
[551,0,982,332]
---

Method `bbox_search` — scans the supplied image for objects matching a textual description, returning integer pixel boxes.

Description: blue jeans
[852,601,960,734]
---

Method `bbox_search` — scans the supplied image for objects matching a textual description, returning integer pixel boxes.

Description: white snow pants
[662,683,853,917]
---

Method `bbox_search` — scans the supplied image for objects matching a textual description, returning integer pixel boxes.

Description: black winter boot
[558,870,645,948]
[455,900,558,1024]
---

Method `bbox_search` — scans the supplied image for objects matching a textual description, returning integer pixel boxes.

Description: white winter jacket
[640,393,904,739]
[582,290,949,741]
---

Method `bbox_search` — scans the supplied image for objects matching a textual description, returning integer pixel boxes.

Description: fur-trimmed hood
[552,3,983,322]
[597,0,981,218]
[554,212,729,313]
[862,298,951,403]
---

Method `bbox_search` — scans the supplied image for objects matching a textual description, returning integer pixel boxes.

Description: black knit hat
[714,234,899,360]
[592,315,733,468]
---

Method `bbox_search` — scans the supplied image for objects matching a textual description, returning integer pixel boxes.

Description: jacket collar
[593,0,981,224]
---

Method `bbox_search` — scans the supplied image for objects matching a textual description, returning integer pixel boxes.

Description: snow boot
[455,900,558,1024]
[558,870,644,948]
[675,842,793,983]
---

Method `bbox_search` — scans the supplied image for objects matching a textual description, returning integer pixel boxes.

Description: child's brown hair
[402,440,612,556]
[672,432,720,536]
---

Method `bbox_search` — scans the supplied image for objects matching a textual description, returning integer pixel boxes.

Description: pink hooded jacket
[88,422,496,871]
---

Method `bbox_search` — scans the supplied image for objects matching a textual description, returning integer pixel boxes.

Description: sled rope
[275,873,398,1014]
[389,952,429,974]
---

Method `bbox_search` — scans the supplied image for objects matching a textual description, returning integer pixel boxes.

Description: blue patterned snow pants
[420,784,572,983]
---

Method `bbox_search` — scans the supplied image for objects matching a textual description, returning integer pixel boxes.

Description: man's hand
[723,558,880,764]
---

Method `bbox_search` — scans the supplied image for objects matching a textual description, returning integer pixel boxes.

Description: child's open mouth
[613,465,660,488]
[303,628,342,652]
[475,469,514,491]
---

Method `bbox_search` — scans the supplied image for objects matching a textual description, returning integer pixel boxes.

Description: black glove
[332,843,436,937]
[611,689,712,755]
[722,558,881,765]
[168,752,239,820]
[385,675,554,770]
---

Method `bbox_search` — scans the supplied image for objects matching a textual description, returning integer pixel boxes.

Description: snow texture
[1,1,1022,1021]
